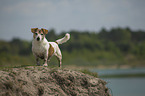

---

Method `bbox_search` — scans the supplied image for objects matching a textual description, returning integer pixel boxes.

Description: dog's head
[31,28,48,41]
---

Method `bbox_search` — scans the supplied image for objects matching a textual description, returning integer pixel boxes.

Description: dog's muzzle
[37,37,40,41]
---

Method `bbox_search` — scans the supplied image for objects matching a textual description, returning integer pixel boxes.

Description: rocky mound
[0,66,110,96]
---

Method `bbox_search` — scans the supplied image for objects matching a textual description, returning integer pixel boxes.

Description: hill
[0,66,110,96]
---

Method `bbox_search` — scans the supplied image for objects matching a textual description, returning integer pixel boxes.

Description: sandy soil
[0,66,111,96]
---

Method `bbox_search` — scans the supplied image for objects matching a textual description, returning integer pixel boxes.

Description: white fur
[56,33,70,44]
[32,33,70,67]
[32,38,49,59]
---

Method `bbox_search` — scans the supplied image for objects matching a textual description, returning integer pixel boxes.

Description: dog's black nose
[37,37,40,41]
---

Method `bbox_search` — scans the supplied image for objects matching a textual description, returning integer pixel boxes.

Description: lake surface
[90,68,145,96]
[91,68,145,76]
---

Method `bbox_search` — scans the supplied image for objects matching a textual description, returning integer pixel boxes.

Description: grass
[80,69,98,78]
[1,63,145,78]
[79,69,145,78]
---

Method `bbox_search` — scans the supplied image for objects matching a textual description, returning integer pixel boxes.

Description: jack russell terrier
[31,28,70,67]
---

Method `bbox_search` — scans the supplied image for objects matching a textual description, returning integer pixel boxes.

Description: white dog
[31,28,70,67]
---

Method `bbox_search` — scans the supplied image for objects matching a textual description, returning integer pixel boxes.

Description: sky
[0,0,145,41]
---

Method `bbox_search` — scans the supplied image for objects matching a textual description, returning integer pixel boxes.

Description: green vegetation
[0,27,145,68]
[80,69,145,78]
[80,69,98,78]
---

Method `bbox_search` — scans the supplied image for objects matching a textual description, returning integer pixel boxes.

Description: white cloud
[0,0,145,41]
[2,1,55,16]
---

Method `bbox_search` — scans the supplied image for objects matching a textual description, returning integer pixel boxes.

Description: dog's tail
[55,33,70,44]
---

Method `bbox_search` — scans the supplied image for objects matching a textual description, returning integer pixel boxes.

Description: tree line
[0,27,145,67]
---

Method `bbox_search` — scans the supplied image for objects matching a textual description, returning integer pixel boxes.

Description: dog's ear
[41,28,48,35]
[31,28,38,33]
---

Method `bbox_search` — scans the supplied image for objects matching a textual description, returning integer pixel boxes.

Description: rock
[0,66,111,96]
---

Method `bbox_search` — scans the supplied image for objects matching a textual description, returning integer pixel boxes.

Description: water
[105,78,145,96]
[90,68,145,96]
[91,68,145,75]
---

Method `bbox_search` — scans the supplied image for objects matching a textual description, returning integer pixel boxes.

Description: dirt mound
[0,67,111,96]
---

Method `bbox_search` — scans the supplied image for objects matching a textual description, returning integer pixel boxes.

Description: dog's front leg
[36,57,40,66]
[43,57,48,67]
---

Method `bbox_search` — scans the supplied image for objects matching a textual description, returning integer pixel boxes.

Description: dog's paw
[43,64,48,67]
[36,63,41,66]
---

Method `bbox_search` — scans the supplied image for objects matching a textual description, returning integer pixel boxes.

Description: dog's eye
[41,34,43,35]
[35,33,38,35]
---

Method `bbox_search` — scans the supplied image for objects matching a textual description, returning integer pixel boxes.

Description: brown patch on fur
[55,41,58,44]
[48,44,54,59]
[41,28,48,35]
[33,34,36,38]
[31,28,38,33]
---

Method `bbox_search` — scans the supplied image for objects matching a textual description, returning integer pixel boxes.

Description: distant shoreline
[64,65,145,70]
[65,65,145,78]
[99,73,145,78]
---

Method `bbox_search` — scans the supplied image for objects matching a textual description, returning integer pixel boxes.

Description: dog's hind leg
[56,55,62,67]
[55,48,62,67]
